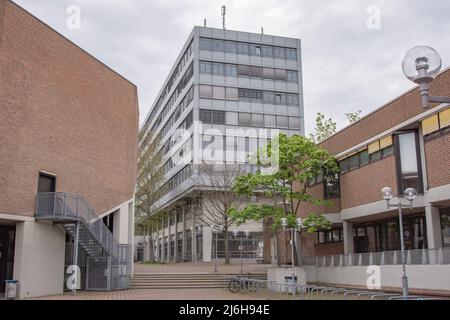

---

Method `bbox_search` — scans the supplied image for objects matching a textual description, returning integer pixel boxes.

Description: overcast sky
[14,0,450,134]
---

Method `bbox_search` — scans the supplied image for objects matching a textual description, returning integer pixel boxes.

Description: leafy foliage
[309,112,337,143]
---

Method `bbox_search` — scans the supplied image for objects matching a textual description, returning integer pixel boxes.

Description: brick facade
[424,133,450,189]
[0,0,139,217]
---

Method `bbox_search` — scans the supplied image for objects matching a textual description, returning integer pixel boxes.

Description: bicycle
[228,275,258,293]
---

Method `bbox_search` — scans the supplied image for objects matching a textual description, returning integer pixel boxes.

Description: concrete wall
[13,221,66,299]
[304,265,450,293]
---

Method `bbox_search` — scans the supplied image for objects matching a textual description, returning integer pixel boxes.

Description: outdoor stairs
[129,272,267,289]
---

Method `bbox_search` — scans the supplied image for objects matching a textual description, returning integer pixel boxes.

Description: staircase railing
[35,192,119,260]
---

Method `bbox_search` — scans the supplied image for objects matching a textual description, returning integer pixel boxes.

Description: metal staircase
[35,192,131,292]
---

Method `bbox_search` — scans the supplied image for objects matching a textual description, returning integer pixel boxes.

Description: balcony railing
[303,247,450,267]
[35,192,120,261]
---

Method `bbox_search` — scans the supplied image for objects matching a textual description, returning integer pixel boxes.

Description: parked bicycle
[227,275,258,293]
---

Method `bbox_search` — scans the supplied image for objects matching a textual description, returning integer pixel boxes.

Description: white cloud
[13,0,450,133]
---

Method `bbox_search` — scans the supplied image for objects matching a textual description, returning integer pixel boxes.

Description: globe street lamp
[211,224,223,273]
[381,186,417,297]
[281,217,305,285]
[232,230,250,275]
[402,46,450,108]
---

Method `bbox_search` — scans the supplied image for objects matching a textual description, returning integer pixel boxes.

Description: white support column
[167,213,171,262]
[425,205,443,249]
[202,226,213,262]
[343,221,354,254]
[192,199,197,262]
[175,208,179,262]
[161,216,165,262]
[182,204,187,262]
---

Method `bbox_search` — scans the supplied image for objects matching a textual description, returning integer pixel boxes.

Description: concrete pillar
[175,208,179,262]
[182,204,187,261]
[425,205,443,249]
[13,221,65,299]
[203,226,212,262]
[191,199,197,262]
[161,216,165,262]
[154,222,160,261]
[167,213,171,262]
[343,221,354,254]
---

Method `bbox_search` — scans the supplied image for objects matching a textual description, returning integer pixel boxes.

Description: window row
[161,111,193,156]
[199,85,299,106]
[155,165,193,202]
[200,61,298,82]
[161,138,192,176]
[317,228,344,244]
[339,138,394,174]
[144,41,193,132]
[199,37,297,60]
[198,109,301,130]
[422,108,450,139]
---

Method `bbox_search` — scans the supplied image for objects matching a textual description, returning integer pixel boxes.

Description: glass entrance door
[0,225,15,292]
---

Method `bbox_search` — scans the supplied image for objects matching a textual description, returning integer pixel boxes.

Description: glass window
[277,116,289,128]
[252,114,264,126]
[212,111,225,124]
[273,47,285,59]
[238,65,250,76]
[200,38,210,50]
[441,209,450,247]
[237,42,249,55]
[397,132,422,193]
[226,112,238,125]
[212,39,225,52]
[263,92,274,104]
[199,85,212,98]
[212,63,225,75]
[225,41,237,53]
[349,154,359,170]
[274,93,286,104]
[251,90,262,101]
[340,158,349,173]
[250,66,263,78]
[370,150,381,162]
[225,87,238,101]
[200,61,212,74]
[238,113,252,126]
[274,69,287,81]
[382,145,394,157]
[238,89,251,100]
[289,117,301,129]
[262,46,273,57]
[213,86,225,100]
[359,150,369,166]
[225,64,237,77]
[287,70,298,82]
[286,48,297,60]
[324,174,340,199]
[265,114,276,128]
[200,110,212,123]
[263,68,275,80]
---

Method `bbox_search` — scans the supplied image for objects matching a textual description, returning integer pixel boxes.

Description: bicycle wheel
[228,278,241,293]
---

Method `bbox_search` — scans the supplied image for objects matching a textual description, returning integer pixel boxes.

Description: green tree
[230,134,339,265]
[345,110,362,123]
[309,112,337,143]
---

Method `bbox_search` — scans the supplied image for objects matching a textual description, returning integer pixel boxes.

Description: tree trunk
[224,226,230,265]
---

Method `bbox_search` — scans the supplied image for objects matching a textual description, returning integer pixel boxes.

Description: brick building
[0,0,138,298]
[295,66,450,293]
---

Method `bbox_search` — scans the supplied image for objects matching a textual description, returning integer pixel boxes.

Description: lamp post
[402,46,450,108]
[381,186,417,297]
[281,217,305,284]
[211,224,223,272]
[232,230,250,275]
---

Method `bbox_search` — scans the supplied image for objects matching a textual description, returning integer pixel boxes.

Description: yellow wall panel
[379,136,393,149]
[422,115,439,135]
[368,141,380,154]
[439,108,450,129]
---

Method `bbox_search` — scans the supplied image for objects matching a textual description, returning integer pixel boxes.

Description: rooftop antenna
[261,27,264,35]
[204,18,207,27]
[221,5,226,30]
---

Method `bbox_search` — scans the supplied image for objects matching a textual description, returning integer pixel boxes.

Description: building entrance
[0,225,15,292]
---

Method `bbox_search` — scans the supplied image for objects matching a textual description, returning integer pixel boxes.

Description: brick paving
[32,288,262,300]
[31,262,271,300]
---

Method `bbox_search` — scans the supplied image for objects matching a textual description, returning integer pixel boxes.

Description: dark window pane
[370,150,381,162]
[274,69,287,81]
[382,145,394,157]
[212,63,225,75]
[238,65,250,76]
[349,154,360,170]
[212,111,225,124]
[359,150,369,166]
[286,48,297,60]
[251,90,262,101]
[340,159,349,173]
[200,38,210,50]
[238,89,250,100]
[274,47,285,59]
[200,61,211,74]
[212,39,225,52]
[252,114,264,126]
[200,110,212,123]
[262,46,273,57]
[250,66,263,78]
[263,68,275,79]
[237,42,249,55]
[225,41,237,53]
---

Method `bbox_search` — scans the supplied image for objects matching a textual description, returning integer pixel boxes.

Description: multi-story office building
[138,26,304,263]
[0,0,138,298]
[296,67,450,293]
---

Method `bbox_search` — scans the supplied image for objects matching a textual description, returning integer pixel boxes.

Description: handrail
[35,192,120,260]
